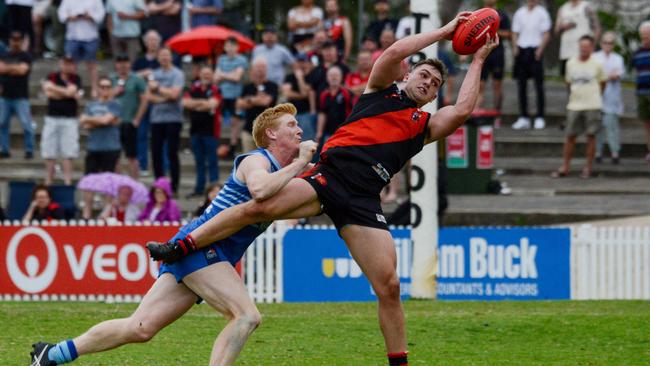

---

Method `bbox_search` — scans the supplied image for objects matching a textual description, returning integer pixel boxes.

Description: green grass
[2,301,649,365]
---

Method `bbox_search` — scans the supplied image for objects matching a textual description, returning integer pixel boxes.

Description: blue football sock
[48,340,78,364]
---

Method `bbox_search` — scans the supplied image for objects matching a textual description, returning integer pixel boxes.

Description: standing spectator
[41,56,82,186]
[33,0,65,57]
[111,54,148,178]
[138,176,181,222]
[364,0,398,45]
[132,29,162,174]
[511,0,551,130]
[345,49,372,97]
[80,76,122,175]
[147,0,182,42]
[22,184,65,221]
[58,0,105,98]
[593,31,624,164]
[306,40,349,99]
[552,35,605,179]
[632,21,650,163]
[283,53,314,140]
[106,0,147,62]
[188,0,222,28]
[5,0,34,51]
[0,31,35,159]
[183,66,222,197]
[252,25,295,87]
[237,58,278,153]
[215,36,247,159]
[323,0,352,63]
[287,0,323,52]
[555,0,600,79]
[145,47,184,194]
[315,66,353,147]
[99,185,141,222]
[478,0,511,124]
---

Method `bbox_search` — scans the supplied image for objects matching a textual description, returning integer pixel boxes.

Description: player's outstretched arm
[366,12,471,94]
[425,35,499,144]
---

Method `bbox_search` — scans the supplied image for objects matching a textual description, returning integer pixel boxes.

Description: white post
[409,0,440,299]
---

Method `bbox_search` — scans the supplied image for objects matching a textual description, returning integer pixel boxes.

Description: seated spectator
[287,0,323,52]
[193,181,222,218]
[237,58,278,153]
[316,66,353,148]
[282,53,315,140]
[138,177,181,222]
[22,184,65,221]
[98,185,141,222]
[183,66,222,197]
[80,76,122,175]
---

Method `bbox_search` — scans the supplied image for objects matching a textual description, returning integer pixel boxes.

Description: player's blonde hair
[252,103,297,148]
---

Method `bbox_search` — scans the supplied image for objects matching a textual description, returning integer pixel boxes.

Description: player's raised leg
[30,273,197,365]
[183,262,262,366]
[339,224,408,366]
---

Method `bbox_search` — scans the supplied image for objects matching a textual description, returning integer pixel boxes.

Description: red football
[452,8,500,55]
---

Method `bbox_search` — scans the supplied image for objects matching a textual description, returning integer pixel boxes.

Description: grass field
[2,300,649,365]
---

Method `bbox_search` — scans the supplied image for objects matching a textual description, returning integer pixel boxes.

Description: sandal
[550,169,568,178]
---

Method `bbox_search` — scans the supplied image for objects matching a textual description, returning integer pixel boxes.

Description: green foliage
[3,301,650,364]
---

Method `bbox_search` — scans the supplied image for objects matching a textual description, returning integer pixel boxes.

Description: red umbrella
[166,26,255,56]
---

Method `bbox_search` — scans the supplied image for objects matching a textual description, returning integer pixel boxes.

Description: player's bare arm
[425,34,499,144]
[365,12,472,94]
[238,141,317,202]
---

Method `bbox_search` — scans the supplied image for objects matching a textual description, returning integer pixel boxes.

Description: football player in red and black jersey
[149,12,498,366]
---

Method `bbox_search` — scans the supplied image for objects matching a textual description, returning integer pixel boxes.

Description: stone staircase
[1,59,649,225]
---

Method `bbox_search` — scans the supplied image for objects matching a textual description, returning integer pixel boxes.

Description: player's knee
[237,310,262,333]
[243,200,274,221]
[374,273,401,301]
[127,319,158,343]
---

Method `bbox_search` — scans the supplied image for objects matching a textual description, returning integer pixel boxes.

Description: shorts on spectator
[480,49,505,80]
[85,150,121,175]
[566,110,601,137]
[41,116,79,159]
[638,95,650,121]
[65,39,99,62]
[120,122,138,158]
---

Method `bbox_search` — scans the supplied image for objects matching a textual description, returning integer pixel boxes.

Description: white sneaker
[534,117,546,129]
[512,117,531,129]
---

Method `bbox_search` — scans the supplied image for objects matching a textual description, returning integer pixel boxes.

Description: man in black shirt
[41,56,82,185]
[364,0,398,44]
[148,0,182,42]
[182,66,222,197]
[306,40,349,108]
[282,53,314,140]
[237,59,278,152]
[0,31,35,159]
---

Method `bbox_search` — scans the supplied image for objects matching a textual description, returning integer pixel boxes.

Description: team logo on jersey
[205,247,218,260]
[311,173,327,186]
[376,214,387,224]
[371,163,390,182]
[411,110,422,122]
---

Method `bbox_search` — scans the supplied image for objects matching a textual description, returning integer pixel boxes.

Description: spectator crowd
[0,0,649,222]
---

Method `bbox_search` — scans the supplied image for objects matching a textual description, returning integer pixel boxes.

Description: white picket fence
[571,225,650,300]
[242,222,288,303]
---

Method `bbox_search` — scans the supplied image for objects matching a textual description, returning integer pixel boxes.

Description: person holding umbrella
[77,172,149,220]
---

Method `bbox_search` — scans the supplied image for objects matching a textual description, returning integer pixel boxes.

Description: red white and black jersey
[319,84,430,195]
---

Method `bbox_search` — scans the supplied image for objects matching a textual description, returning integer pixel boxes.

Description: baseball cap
[295,52,309,62]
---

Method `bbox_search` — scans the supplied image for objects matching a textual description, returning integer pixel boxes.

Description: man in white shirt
[552,35,605,179]
[58,0,105,98]
[511,0,551,130]
[554,0,600,78]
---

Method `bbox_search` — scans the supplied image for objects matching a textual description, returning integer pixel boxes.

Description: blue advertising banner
[283,228,412,302]
[437,228,571,300]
